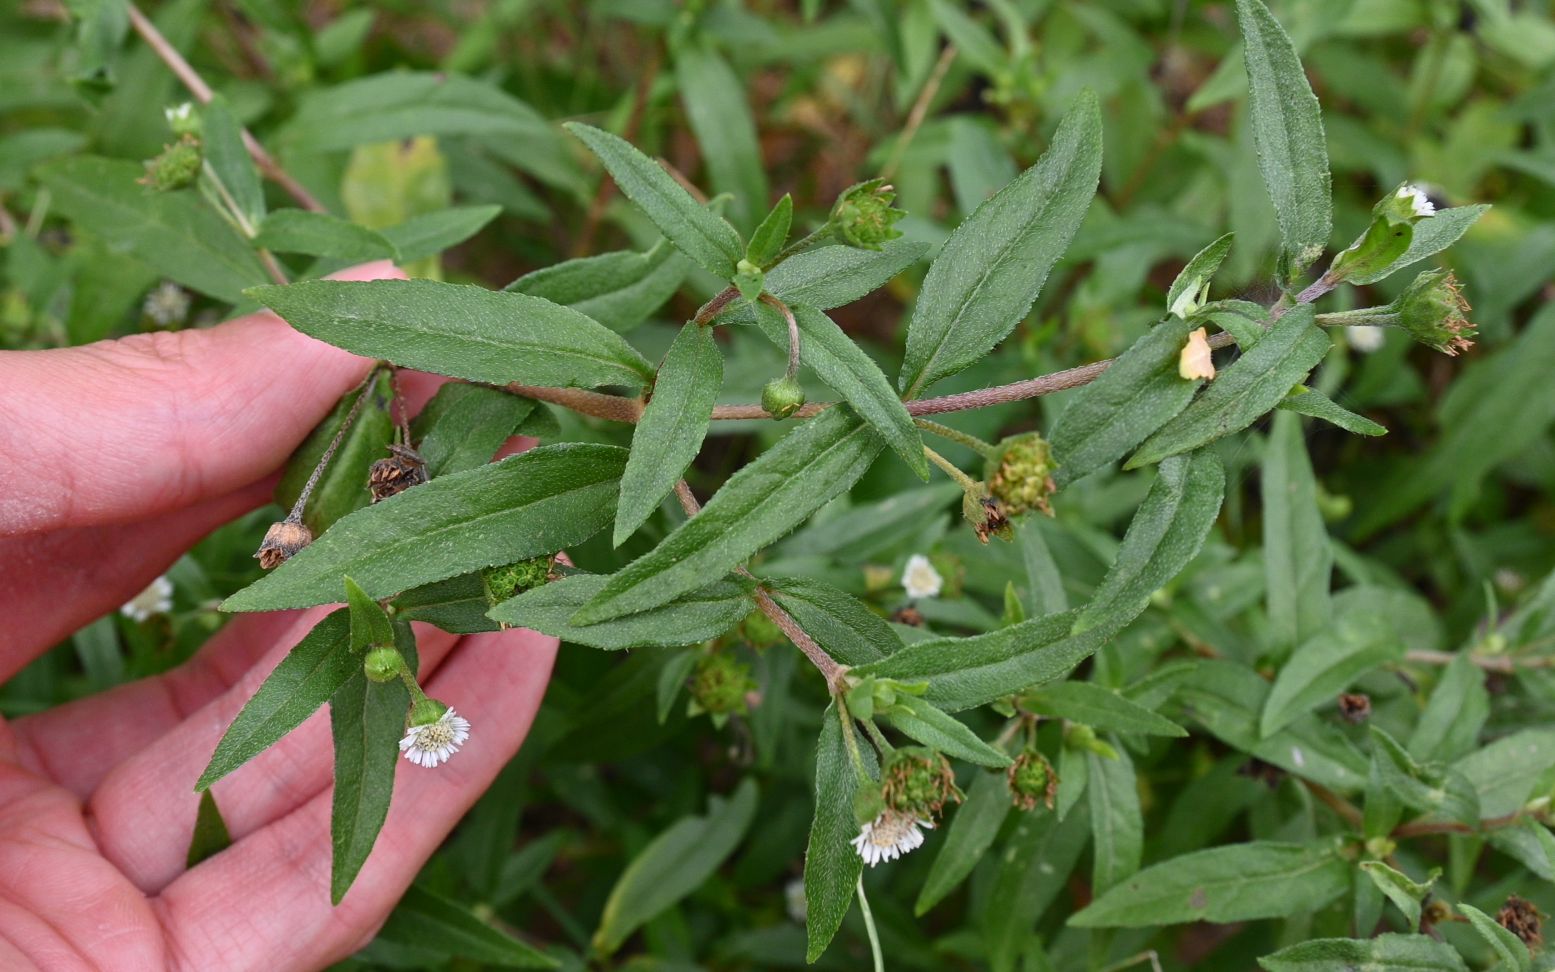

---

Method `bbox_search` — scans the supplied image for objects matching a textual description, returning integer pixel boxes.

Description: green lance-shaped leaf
[1276,386,1386,436]
[856,610,1109,713]
[344,576,394,652]
[915,770,1010,915]
[376,883,558,968]
[185,790,232,868]
[1022,681,1187,737]
[410,382,536,479]
[763,575,898,665]
[1236,0,1332,278]
[1166,232,1234,317]
[1069,839,1349,928]
[489,574,755,650]
[1260,614,1399,738]
[1458,903,1533,972]
[717,240,929,324]
[805,706,877,962]
[276,369,395,535]
[675,43,769,231]
[564,122,743,279]
[201,94,264,230]
[1263,410,1333,657]
[380,205,502,263]
[1050,317,1202,485]
[884,694,1012,768]
[225,444,628,612]
[197,610,354,790]
[1088,742,1143,896]
[614,322,722,546]
[593,779,758,956]
[983,807,1090,972]
[393,573,499,635]
[1408,652,1488,764]
[507,240,688,334]
[1370,726,1480,826]
[745,194,793,267]
[1346,204,1489,286]
[253,209,399,263]
[37,156,271,304]
[753,303,927,477]
[329,621,415,904]
[781,483,959,562]
[1074,451,1226,636]
[248,279,654,391]
[899,90,1103,398]
[1128,305,1329,468]
[573,408,883,625]
[1259,934,1469,972]
[1358,860,1438,933]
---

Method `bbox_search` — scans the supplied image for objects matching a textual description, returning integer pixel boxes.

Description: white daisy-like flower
[143,281,191,327]
[850,810,932,867]
[1397,184,1436,218]
[120,575,173,622]
[901,554,943,600]
[784,878,808,925]
[1348,325,1385,353]
[1178,326,1216,380]
[399,707,472,767]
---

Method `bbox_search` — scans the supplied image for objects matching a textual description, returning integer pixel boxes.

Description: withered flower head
[1007,748,1057,812]
[986,432,1058,518]
[969,494,1013,544]
[368,443,429,502]
[1397,269,1476,356]
[1498,895,1543,951]
[255,516,313,570]
[1338,692,1372,724]
[881,747,962,818]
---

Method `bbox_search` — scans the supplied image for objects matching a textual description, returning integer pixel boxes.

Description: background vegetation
[3,0,1555,969]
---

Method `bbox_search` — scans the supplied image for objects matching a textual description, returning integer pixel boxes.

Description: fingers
[150,627,558,972]
[0,261,404,538]
[85,616,465,895]
[0,478,273,669]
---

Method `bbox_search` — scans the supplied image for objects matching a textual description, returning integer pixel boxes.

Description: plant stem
[914,418,997,459]
[922,445,981,494]
[861,718,892,756]
[837,698,868,775]
[126,2,326,213]
[882,43,957,181]
[759,293,802,378]
[693,287,740,326]
[290,367,380,520]
[200,161,288,285]
[856,878,885,972]
[1404,649,1555,674]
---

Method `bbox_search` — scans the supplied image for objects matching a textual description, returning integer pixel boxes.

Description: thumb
[0,261,406,537]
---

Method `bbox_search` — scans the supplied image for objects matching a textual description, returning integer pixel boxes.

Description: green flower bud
[483,556,553,603]
[689,651,756,717]
[140,137,202,192]
[408,697,448,727]
[739,608,784,649]
[734,258,764,304]
[1396,269,1475,356]
[761,376,806,419]
[985,432,1058,518]
[364,646,406,683]
[1006,747,1056,812]
[881,747,962,818]
[828,178,905,251]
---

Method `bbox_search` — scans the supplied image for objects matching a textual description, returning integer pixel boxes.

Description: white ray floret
[399,707,472,767]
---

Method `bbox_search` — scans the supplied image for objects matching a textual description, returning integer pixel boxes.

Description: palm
[0,266,557,970]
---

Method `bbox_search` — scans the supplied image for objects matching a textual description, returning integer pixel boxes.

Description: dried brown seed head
[256,517,313,570]
[1338,692,1372,724]
[1498,895,1542,951]
[368,444,429,502]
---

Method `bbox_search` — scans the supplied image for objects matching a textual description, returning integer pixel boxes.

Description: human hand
[0,262,558,970]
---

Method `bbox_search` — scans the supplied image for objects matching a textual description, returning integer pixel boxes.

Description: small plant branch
[289,367,380,519]
[1301,780,1365,830]
[199,161,288,285]
[882,43,958,181]
[693,287,740,326]
[922,444,981,494]
[1392,809,1528,840]
[856,879,886,972]
[1404,648,1555,674]
[126,3,326,214]
[760,293,802,378]
[914,418,997,459]
[671,479,849,691]
[860,718,893,756]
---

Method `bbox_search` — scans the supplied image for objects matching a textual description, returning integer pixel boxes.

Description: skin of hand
[0,261,558,971]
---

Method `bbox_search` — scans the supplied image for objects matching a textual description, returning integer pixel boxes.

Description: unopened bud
[828,178,905,251]
[1328,183,1438,283]
[364,646,406,683]
[140,136,202,192]
[762,376,806,419]
[689,651,756,717]
[986,432,1058,518]
[256,516,313,569]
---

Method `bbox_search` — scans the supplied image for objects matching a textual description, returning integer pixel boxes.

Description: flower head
[881,747,962,817]
[255,516,313,569]
[139,136,202,193]
[689,651,757,717]
[850,809,932,867]
[1007,747,1057,811]
[829,179,906,251]
[1396,269,1475,356]
[368,443,428,502]
[142,281,190,328]
[399,702,471,767]
[986,432,1058,517]
[901,554,943,600]
[1178,326,1216,380]
[164,102,200,137]
[1347,324,1385,353]
[1396,183,1436,219]
[121,575,173,622]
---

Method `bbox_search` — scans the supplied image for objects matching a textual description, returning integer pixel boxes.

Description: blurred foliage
[4,0,1555,969]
